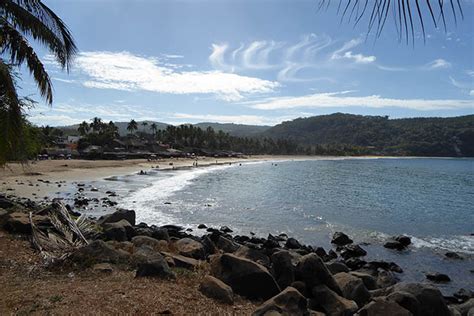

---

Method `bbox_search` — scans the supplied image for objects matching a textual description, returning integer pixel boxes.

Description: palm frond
[318,0,464,44]
[1,21,53,103]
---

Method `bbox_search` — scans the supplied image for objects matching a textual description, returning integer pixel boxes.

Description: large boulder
[350,272,378,291]
[3,212,49,234]
[135,254,176,279]
[216,235,240,253]
[174,238,206,259]
[334,272,371,307]
[70,240,130,265]
[98,209,136,226]
[377,270,398,288]
[311,284,358,316]
[340,244,367,259]
[357,299,411,316]
[331,232,353,246]
[327,261,350,275]
[425,272,451,283]
[132,235,168,252]
[235,246,270,267]
[455,298,474,316]
[103,219,135,241]
[390,282,450,316]
[271,250,296,290]
[285,237,303,249]
[252,287,309,316]
[295,254,342,296]
[199,275,234,304]
[386,291,421,316]
[210,253,280,300]
[161,251,201,270]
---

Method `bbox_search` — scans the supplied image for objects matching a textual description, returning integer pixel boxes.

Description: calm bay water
[79,157,474,292]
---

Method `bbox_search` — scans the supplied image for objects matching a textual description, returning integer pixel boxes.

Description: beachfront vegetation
[0,0,76,165]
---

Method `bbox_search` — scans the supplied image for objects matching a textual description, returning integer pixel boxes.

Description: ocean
[73,157,474,293]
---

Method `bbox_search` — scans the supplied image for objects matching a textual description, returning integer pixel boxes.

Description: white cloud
[67,51,278,101]
[240,40,282,70]
[426,59,451,70]
[170,113,281,125]
[248,91,474,111]
[470,90,474,97]
[209,43,231,71]
[331,38,376,64]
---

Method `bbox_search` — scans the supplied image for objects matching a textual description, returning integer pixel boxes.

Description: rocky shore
[0,193,472,316]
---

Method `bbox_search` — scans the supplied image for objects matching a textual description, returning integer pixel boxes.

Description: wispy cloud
[330,38,376,64]
[49,51,279,102]
[425,59,452,70]
[247,91,473,111]
[170,113,283,125]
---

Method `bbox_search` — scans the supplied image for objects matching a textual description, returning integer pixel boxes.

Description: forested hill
[261,113,474,157]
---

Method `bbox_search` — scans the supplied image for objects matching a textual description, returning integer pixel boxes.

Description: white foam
[411,235,474,254]
[119,164,234,225]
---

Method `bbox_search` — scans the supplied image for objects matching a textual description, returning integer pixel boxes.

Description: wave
[410,235,474,255]
[118,164,234,226]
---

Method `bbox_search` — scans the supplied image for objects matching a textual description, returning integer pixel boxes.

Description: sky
[21,0,474,127]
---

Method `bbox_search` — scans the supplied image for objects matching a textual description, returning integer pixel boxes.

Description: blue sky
[22,0,474,126]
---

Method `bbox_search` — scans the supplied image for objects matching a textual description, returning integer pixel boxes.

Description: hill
[262,113,474,157]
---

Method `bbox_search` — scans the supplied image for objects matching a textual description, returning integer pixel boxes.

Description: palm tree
[127,119,138,135]
[150,123,158,139]
[320,0,463,44]
[78,121,90,136]
[0,0,77,165]
[90,117,103,133]
[107,121,119,138]
[141,121,148,133]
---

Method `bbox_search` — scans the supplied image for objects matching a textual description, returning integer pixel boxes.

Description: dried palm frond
[318,0,464,44]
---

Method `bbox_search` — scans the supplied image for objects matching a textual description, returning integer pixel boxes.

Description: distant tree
[150,123,158,138]
[107,121,118,137]
[141,121,148,133]
[90,117,103,133]
[127,119,138,135]
[78,121,90,136]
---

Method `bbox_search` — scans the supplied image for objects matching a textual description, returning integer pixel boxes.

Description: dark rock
[216,235,240,253]
[367,261,403,273]
[390,282,451,316]
[357,299,411,316]
[220,226,233,233]
[285,237,302,249]
[454,288,473,302]
[3,212,49,234]
[161,251,200,270]
[201,235,218,255]
[198,224,207,229]
[132,235,168,251]
[394,235,411,247]
[327,261,350,275]
[314,247,327,259]
[0,197,15,209]
[174,238,205,259]
[98,209,136,226]
[350,272,378,291]
[386,291,421,316]
[426,272,451,283]
[331,232,353,246]
[327,249,338,260]
[291,281,309,298]
[377,270,398,288]
[252,287,309,316]
[135,255,175,279]
[295,253,342,295]
[234,246,270,267]
[103,219,135,241]
[70,240,129,265]
[271,250,295,289]
[210,253,280,300]
[340,244,367,259]
[132,245,165,266]
[384,239,406,251]
[344,257,367,270]
[455,298,474,316]
[311,284,358,316]
[334,272,371,306]
[199,275,234,304]
[151,228,170,241]
[445,252,463,260]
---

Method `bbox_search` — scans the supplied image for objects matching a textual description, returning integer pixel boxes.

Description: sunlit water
[68,158,474,293]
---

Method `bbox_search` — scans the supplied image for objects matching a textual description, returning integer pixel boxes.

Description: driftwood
[30,202,90,262]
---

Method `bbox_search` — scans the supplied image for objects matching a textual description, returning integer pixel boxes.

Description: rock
[216,235,240,253]
[252,287,309,316]
[426,272,451,283]
[350,272,378,291]
[367,261,403,273]
[448,306,462,316]
[199,275,234,304]
[291,281,309,297]
[98,209,136,226]
[198,224,207,229]
[327,261,350,275]
[394,235,411,247]
[103,219,135,241]
[455,298,474,316]
[331,232,353,246]
[271,250,295,289]
[295,254,342,295]
[201,235,218,255]
[93,263,114,273]
[3,212,49,234]
[285,237,302,249]
[311,284,358,316]
[210,253,280,300]
[131,245,165,266]
[132,235,168,252]
[445,252,463,260]
[386,291,421,316]
[390,282,451,316]
[384,239,406,251]
[340,244,367,259]
[357,299,411,316]
[234,246,270,267]
[220,226,233,233]
[174,238,206,259]
[334,272,371,306]
[135,255,176,279]
[0,197,15,209]
[377,270,398,288]
[70,240,130,265]
[344,257,366,270]
[454,289,473,302]
[151,228,170,241]
[161,251,200,270]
